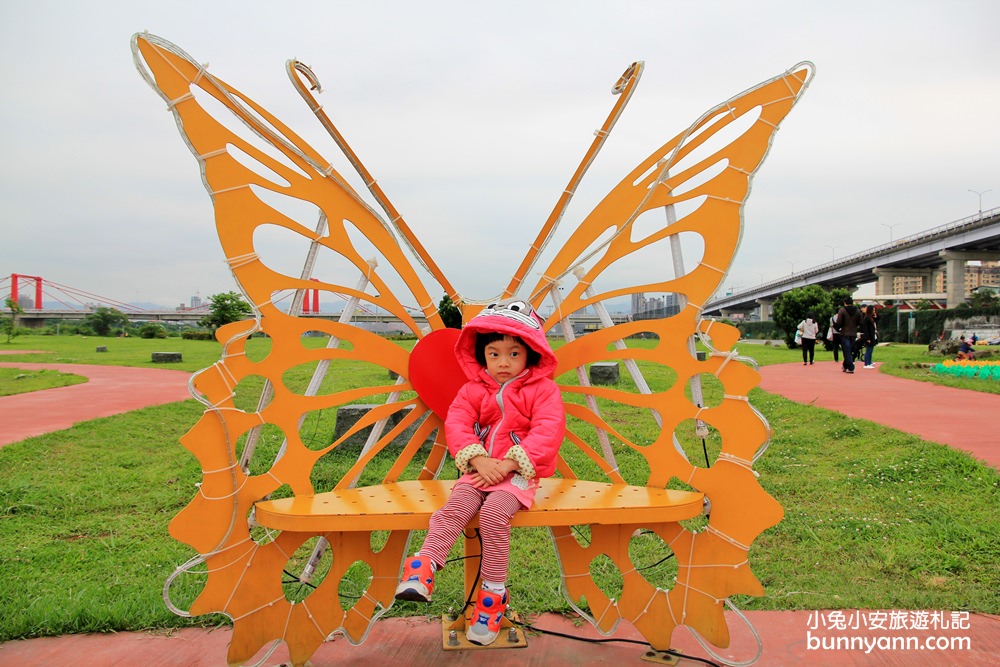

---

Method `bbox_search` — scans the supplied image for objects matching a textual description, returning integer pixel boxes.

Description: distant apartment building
[891,275,927,294]
[965,261,1000,293]
[889,261,999,297]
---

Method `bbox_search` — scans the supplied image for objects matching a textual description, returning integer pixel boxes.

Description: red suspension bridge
[3,273,205,315]
[1,274,434,329]
[3,274,621,332]
[2,273,209,326]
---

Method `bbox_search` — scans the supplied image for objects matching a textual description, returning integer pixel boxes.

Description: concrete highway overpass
[704,207,1000,318]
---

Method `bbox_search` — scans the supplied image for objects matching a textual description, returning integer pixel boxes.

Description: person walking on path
[860,305,878,368]
[827,314,841,362]
[835,296,862,373]
[796,312,820,365]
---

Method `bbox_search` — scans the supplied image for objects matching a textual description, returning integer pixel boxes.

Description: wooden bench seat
[254,478,705,532]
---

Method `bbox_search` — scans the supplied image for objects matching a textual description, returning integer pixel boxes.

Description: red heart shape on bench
[408,328,467,420]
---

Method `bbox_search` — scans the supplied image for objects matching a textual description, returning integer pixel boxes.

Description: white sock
[483,580,505,595]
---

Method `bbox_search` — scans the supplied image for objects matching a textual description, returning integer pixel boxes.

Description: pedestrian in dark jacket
[835,296,863,373]
[828,314,841,362]
[860,305,878,368]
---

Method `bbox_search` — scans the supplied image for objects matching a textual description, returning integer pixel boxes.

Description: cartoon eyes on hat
[484,300,529,314]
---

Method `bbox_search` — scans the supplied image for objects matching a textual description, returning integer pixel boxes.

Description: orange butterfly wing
[134,33,454,663]
[531,64,812,650]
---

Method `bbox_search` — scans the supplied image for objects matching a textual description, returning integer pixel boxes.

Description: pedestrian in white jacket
[797,313,820,365]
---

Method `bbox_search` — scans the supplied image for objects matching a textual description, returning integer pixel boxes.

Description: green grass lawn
[0,334,997,640]
[0,335,226,373]
[0,368,87,396]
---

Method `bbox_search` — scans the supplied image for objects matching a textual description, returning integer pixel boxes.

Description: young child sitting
[957,335,977,361]
[394,299,565,645]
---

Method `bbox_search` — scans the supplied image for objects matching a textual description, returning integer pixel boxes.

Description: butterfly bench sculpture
[134,32,812,667]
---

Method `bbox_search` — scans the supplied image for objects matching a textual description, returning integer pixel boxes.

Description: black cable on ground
[511,617,722,667]
[420,520,719,665]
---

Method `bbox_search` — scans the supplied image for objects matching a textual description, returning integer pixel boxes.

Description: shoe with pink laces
[466,587,509,645]
[394,556,434,602]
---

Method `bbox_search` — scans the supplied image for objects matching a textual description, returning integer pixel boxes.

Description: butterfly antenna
[286,60,460,311]
[504,61,644,302]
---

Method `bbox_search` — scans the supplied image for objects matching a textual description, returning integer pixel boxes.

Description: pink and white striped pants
[419,483,523,583]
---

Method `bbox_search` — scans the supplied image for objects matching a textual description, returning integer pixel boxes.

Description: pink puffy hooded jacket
[444,299,565,507]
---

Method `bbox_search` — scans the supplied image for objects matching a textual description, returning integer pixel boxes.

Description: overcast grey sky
[1,0,998,311]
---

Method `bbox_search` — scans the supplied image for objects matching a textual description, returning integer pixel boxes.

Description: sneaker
[846,369,854,374]
[466,588,509,645]
[394,556,434,602]
[864,364,875,369]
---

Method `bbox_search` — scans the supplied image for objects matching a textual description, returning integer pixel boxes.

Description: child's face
[483,336,528,383]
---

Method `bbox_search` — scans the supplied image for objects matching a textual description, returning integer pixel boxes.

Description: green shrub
[139,323,168,339]
[739,321,784,340]
[181,330,216,341]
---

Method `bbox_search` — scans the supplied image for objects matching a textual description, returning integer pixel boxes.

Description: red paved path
[0,610,996,667]
[757,360,1000,470]
[1,360,997,666]
[0,362,192,447]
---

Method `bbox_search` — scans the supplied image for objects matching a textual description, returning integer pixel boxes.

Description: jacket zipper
[487,369,529,456]
[488,381,507,456]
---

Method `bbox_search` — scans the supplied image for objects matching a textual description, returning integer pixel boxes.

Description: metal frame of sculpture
[133,32,812,666]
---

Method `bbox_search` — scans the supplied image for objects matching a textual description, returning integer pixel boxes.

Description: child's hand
[469,456,516,487]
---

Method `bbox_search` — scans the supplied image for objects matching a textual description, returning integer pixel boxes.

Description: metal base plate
[640,648,680,665]
[441,614,528,651]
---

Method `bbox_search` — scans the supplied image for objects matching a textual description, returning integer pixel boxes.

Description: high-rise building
[631,293,647,316]
[632,292,680,318]
[963,261,1000,295]
[889,262,999,298]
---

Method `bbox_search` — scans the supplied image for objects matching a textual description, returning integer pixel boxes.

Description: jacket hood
[455,299,558,382]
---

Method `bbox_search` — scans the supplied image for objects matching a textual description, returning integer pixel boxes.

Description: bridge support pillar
[755,298,773,321]
[943,254,967,308]
[939,250,1000,307]
[872,268,900,296]
[930,268,946,293]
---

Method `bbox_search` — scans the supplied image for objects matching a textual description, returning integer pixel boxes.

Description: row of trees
[770,285,853,348]
[6,291,459,341]
[767,285,1000,348]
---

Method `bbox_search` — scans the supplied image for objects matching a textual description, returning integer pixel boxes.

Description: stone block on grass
[333,404,433,452]
[589,362,620,385]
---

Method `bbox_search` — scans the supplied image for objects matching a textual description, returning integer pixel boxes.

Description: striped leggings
[419,483,522,583]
